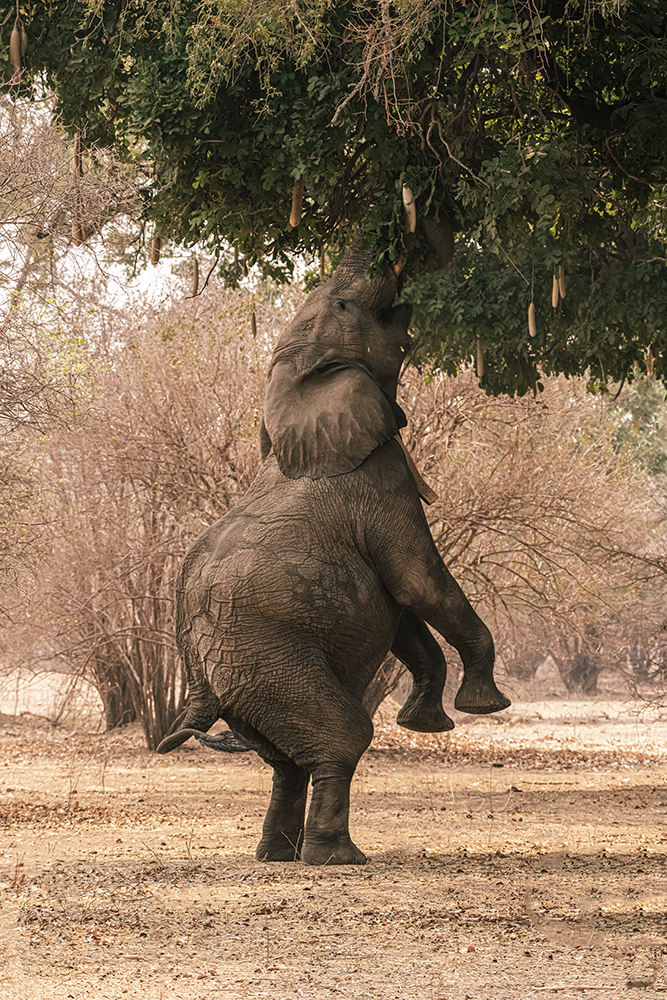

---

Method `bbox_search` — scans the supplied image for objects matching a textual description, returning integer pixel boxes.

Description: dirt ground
[2,698,667,1000]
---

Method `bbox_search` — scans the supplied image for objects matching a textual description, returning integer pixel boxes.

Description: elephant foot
[301,836,367,866]
[396,697,454,733]
[454,677,511,715]
[256,830,303,862]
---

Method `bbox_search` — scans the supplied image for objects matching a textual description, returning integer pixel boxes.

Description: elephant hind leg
[301,696,373,867]
[302,773,368,866]
[244,663,374,866]
[201,718,309,863]
[256,757,309,862]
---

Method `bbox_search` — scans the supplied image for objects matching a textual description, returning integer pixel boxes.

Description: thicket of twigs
[0,99,148,623]
[408,373,666,699]
[5,287,277,748]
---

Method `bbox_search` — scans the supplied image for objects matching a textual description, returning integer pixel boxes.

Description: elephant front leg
[301,769,367,866]
[424,599,509,715]
[391,609,454,733]
[453,650,511,716]
[431,599,510,715]
[397,554,510,716]
[256,762,309,862]
[442,600,512,715]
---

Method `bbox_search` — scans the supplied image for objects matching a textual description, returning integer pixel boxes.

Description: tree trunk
[89,653,138,730]
[362,654,407,718]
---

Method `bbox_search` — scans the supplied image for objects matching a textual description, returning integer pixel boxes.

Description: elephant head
[263,213,454,480]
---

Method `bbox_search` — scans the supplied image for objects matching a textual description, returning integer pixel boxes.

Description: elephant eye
[336,299,347,310]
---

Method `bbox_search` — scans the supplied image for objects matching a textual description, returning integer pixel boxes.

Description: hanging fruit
[402,185,417,234]
[528,301,537,337]
[558,264,566,298]
[476,337,484,377]
[150,236,161,265]
[394,185,418,276]
[289,180,304,228]
[552,274,559,308]
[9,16,26,84]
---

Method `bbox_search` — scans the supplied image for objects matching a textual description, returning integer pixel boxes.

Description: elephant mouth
[376,303,413,366]
[377,302,413,330]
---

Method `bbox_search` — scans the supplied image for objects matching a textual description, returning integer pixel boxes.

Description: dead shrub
[396,369,667,703]
[23,283,269,748]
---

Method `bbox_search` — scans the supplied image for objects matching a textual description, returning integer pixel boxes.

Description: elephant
[157,224,510,865]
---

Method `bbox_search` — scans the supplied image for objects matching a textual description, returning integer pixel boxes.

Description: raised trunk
[422,214,455,270]
[330,211,455,312]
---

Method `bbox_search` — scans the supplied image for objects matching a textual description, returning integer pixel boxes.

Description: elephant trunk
[329,210,454,312]
[422,214,455,271]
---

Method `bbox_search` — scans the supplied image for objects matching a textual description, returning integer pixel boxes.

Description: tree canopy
[6,0,667,393]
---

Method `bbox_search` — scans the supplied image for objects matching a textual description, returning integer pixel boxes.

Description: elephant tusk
[395,434,438,505]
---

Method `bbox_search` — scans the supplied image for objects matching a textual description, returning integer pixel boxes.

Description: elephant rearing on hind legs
[157,217,510,865]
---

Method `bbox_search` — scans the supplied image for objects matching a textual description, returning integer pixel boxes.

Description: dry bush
[0,300,104,623]
[0,447,41,624]
[8,269,667,737]
[21,283,270,748]
[0,98,142,288]
[0,97,149,624]
[397,368,667,701]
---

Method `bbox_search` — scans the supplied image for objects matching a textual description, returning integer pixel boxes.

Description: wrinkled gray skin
[157,230,510,865]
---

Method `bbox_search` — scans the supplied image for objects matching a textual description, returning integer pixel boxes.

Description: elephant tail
[156,671,222,754]
[157,727,259,755]
[157,609,228,754]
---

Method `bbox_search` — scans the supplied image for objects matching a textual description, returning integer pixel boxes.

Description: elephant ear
[264,352,407,479]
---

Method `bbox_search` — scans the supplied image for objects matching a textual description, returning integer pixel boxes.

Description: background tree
[14,280,273,748]
[0,101,147,622]
[8,0,667,393]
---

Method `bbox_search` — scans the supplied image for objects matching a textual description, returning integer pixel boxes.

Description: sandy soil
[1,698,667,999]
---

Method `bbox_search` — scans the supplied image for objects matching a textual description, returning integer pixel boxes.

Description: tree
[0,102,149,622]
[8,0,667,392]
[16,278,269,748]
[0,99,141,286]
[0,103,140,431]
